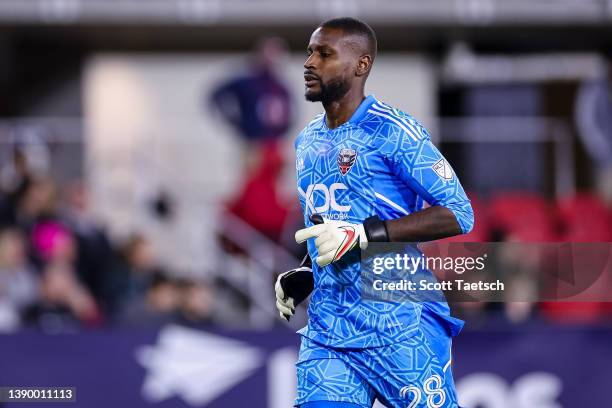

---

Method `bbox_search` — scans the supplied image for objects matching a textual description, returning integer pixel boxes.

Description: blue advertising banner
[453,326,612,407]
[0,324,610,408]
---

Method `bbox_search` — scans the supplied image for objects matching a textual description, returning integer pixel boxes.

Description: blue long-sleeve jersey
[295,95,474,348]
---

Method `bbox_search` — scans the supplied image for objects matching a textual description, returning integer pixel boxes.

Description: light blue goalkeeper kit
[294,95,474,408]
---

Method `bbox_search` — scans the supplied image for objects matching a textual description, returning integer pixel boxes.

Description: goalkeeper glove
[275,214,322,321]
[295,214,389,267]
[275,254,314,321]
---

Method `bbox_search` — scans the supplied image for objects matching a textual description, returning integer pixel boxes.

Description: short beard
[305,77,351,104]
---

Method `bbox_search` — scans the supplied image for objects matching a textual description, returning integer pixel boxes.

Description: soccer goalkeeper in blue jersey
[274,17,474,408]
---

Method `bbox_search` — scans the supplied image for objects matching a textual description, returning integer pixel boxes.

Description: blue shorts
[294,313,459,408]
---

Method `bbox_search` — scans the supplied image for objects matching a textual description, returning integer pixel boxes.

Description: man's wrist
[362,215,389,244]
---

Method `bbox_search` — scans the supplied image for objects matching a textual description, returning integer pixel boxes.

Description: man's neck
[323,88,366,129]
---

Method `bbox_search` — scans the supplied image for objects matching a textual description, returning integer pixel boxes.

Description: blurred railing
[215,212,302,328]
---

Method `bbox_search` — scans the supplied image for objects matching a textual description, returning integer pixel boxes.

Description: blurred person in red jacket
[226,142,292,243]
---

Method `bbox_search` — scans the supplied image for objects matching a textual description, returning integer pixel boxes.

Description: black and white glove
[275,214,325,321]
[276,214,389,320]
[275,255,314,321]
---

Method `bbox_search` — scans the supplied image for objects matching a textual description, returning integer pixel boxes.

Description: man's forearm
[385,205,463,243]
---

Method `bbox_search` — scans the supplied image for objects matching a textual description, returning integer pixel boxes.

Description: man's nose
[304,54,316,70]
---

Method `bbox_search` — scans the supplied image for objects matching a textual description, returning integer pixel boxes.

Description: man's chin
[305,90,322,102]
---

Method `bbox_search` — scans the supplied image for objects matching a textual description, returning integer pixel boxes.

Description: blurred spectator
[27,221,102,331]
[148,275,181,316]
[61,180,114,312]
[109,234,166,319]
[0,148,31,196]
[0,228,40,332]
[119,274,218,328]
[177,279,214,325]
[226,142,291,243]
[0,149,31,227]
[10,176,57,237]
[119,273,181,327]
[209,36,293,146]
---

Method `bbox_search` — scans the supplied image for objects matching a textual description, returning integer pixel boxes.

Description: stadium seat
[540,192,611,323]
[556,192,612,242]
[489,191,558,242]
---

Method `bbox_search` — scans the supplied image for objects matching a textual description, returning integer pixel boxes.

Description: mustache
[304,71,320,80]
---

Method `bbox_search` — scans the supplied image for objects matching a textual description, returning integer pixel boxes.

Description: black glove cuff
[280,267,314,306]
[363,215,389,243]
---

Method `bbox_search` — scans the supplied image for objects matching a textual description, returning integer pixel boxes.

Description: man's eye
[320,52,331,57]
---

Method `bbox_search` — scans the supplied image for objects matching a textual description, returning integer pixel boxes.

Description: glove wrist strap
[363,215,389,243]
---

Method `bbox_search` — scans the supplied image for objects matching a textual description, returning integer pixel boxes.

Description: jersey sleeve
[388,125,474,234]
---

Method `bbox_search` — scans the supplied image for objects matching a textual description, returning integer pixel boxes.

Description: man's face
[304,27,355,103]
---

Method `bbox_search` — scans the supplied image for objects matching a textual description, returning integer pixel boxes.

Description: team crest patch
[337,148,357,176]
[432,158,453,180]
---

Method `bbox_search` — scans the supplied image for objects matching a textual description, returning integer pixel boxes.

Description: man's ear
[356,54,373,77]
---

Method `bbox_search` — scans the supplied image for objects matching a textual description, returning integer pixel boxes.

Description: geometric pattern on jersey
[295,326,459,408]
[295,95,471,348]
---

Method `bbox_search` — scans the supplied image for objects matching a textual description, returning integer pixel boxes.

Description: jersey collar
[348,94,377,125]
[321,94,377,130]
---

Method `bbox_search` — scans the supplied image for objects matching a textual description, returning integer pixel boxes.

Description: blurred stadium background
[0,1,611,407]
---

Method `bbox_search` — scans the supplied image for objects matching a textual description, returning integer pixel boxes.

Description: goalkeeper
[275,17,473,408]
